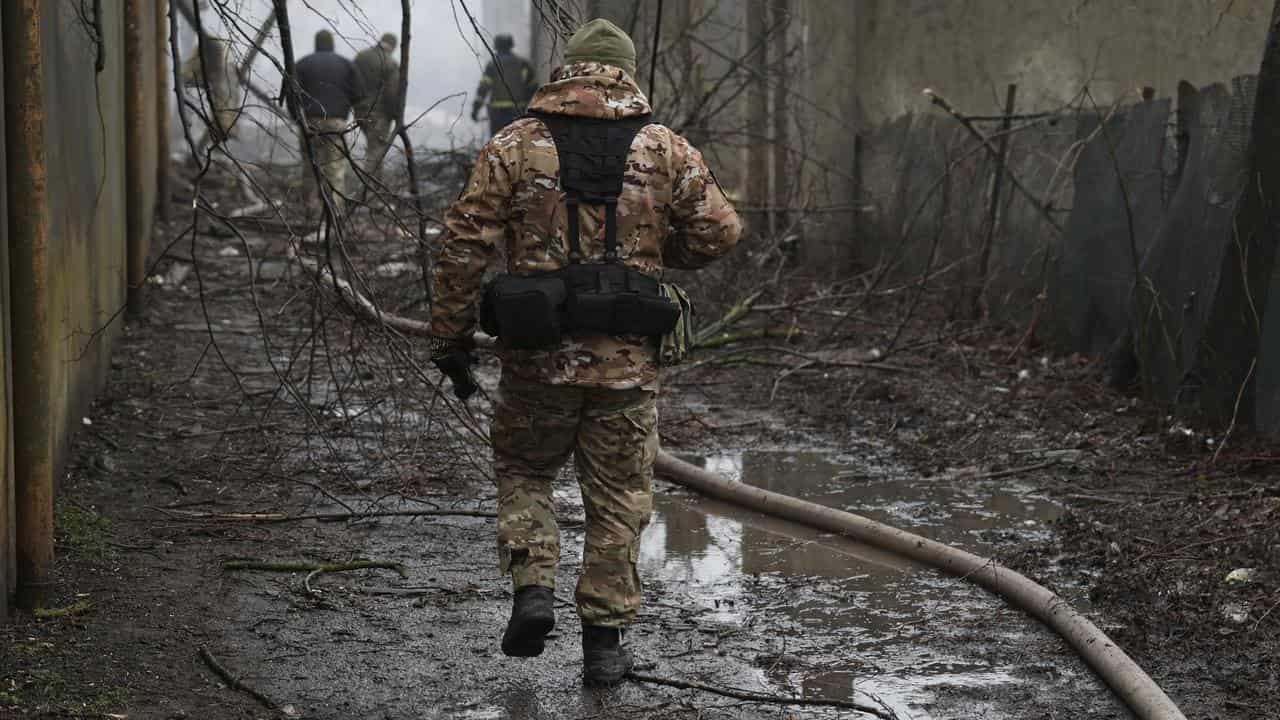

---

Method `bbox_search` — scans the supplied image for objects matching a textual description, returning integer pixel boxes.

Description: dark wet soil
[675,340,1280,719]
[2,174,1277,720]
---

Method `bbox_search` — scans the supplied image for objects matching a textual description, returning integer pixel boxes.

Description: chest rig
[480,112,680,349]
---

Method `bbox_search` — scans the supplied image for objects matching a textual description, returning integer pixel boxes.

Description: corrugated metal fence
[1,0,167,616]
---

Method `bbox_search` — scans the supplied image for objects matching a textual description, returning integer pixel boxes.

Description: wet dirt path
[1,225,1143,720]
[190,442,1125,720]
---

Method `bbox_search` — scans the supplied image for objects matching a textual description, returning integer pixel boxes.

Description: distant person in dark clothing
[354,32,402,180]
[471,34,536,137]
[294,30,364,216]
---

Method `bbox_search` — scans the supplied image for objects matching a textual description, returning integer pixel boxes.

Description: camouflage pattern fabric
[491,372,657,627]
[299,117,351,215]
[180,39,242,145]
[353,42,400,179]
[430,61,743,389]
[659,283,694,366]
[354,44,402,119]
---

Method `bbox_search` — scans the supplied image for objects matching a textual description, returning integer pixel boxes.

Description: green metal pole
[3,0,53,611]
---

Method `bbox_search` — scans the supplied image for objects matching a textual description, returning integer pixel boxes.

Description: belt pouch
[482,274,567,349]
[612,292,681,336]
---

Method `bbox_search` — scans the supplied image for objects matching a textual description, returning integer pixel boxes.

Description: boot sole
[501,614,555,657]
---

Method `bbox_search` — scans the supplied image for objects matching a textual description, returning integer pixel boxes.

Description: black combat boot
[582,624,633,686]
[501,585,556,657]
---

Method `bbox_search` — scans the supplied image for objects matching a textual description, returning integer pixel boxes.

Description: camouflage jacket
[429,62,743,389]
[354,45,402,118]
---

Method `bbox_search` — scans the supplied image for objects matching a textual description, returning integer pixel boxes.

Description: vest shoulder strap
[527,110,652,263]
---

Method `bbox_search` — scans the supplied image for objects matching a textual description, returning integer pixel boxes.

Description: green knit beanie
[564,19,637,78]
[315,30,335,52]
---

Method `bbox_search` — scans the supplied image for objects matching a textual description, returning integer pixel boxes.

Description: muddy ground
[2,176,1278,719]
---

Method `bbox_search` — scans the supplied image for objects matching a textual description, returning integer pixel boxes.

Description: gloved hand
[430,339,479,401]
[470,102,482,123]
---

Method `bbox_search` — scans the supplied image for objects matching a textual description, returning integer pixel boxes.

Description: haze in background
[171,0,533,161]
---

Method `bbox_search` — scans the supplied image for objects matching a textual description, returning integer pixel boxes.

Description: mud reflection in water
[640,451,1064,718]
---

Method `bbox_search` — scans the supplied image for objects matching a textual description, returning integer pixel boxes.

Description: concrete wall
[2,0,165,614]
[795,0,1273,279]
[849,0,1270,127]
[41,0,129,468]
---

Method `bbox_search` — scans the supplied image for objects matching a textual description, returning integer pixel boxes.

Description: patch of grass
[8,640,55,655]
[33,599,93,619]
[55,502,112,561]
[0,669,130,714]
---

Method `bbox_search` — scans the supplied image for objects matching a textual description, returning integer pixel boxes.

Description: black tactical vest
[479,112,680,349]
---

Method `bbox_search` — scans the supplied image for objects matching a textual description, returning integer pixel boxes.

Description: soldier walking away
[180,37,243,156]
[354,33,402,181]
[470,34,536,138]
[429,19,742,686]
[294,30,365,218]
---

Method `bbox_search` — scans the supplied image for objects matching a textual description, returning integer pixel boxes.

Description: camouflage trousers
[299,117,351,216]
[491,372,658,628]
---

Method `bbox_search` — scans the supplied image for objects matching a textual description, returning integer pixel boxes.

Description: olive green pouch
[658,282,695,366]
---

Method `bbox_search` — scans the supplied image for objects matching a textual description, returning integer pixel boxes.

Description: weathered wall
[850,0,1271,127]
[2,0,164,613]
[796,0,1272,276]
[40,0,129,473]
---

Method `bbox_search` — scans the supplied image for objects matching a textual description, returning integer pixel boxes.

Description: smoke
[172,0,533,157]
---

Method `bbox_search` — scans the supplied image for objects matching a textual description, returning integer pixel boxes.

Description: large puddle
[639,451,1066,719]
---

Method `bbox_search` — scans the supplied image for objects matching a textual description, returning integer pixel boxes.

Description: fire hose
[653,451,1187,720]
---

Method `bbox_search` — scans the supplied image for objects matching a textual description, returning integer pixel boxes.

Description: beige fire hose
[654,451,1187,720]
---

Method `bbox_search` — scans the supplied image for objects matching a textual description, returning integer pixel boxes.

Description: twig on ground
[942,459,1062,482]
[1212,357,1257,464]
[33,599,93,619]
[222,559,408,578]
[695,326,802,349]
[626,672,897,718]
[154,508,496,522]
[198,646,277,710]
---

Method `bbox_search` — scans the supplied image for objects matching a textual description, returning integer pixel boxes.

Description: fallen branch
[756,345,919,374]
[937,459,1062,482]
[695,327,802,349]
[33,599,93,619]
[355,586,445,597]
[693,290,764,345]
[199,646,276,710]
[627,672,895,718]
[222,559,408,579]
[155,508,496,522]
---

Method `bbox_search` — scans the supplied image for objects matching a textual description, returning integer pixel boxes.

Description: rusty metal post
[155,0,170,222]
[125,0,149,314]
[2,0,53,611]
[0,4,11,618]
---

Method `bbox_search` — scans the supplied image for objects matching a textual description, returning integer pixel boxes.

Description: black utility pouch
[565,290,616,334]
[481,275,567,349]
[612,292,680,336]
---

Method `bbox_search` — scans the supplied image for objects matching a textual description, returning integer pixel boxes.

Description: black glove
[471,103,482,122]
[432,348,479,401]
